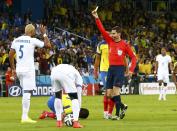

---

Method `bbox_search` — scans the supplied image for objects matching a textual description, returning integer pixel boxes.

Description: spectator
[5,67,15,96]
[39,54,50,75]
[144,59,152,75]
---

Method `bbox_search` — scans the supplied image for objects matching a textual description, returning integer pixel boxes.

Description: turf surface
[0,95,177,131]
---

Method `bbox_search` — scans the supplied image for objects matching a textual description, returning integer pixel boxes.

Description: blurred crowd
[0,0,177,79]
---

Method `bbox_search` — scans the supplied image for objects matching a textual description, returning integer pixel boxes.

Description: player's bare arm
[169,62,173,74]
[172,63,177,87]
[39,24,51,48]
[94,54,101,79]
[154,61,158,78]
[9,49,16,77]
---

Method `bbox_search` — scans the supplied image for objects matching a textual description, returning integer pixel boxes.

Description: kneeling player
[51,64,83,128]
[39,94,89,119]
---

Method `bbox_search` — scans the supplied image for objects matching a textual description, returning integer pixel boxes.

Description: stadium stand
[0,0,176,91]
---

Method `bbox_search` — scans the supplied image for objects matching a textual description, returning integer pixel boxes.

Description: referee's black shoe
[119,104,128,119]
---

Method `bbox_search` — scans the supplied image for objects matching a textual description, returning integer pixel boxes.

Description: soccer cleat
[163,96,167,101]
[73,121,83,128]
[56,120,63,128]
[107,114,112,119]
[159,94,163,101]
[120,104,128,119]
[39,111,47,119]
[111,115,120,120]
[21,117,37,124]
[103,111,108,119]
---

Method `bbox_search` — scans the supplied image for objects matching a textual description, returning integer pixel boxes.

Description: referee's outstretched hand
[92,6,99,19]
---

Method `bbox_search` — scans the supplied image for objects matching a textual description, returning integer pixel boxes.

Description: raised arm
[92,7,112,44]
[39,25,51,48]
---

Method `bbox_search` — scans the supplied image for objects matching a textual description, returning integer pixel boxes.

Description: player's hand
[92,6,99,19]
[154,71,157,78]
[12,69,17,79]
[94,69,99,79]
[154,71,157,81]
[39,24,46,35]
[128,71,133,78]
[124,69,129,77]
[127,71,133,83]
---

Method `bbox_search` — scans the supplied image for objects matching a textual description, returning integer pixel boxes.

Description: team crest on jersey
[117,50,123,56]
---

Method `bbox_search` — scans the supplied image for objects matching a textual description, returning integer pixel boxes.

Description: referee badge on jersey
[117,50,123,56]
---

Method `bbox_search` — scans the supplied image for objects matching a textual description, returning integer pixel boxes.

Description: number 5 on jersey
[19,45,24,59]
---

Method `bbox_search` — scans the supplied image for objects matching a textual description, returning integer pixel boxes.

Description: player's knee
[163,83,167,87]
[55,91,62,99]
[113,91,120,96]
[106,90,112,98]
[113,86,121,96]
[159,83,162,86]
[68,93,78,100]
[23,90,32,94]
[106,93,112,98]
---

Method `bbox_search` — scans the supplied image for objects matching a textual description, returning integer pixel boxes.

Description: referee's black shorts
[106,65,125,89]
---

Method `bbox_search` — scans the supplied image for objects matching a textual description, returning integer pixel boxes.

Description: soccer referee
[92,7,137,120]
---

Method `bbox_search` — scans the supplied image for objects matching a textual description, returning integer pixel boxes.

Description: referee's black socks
[112,95,122,116]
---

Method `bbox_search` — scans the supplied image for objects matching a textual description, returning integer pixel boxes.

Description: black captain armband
[55,90,62,99]
[68,93,78,100]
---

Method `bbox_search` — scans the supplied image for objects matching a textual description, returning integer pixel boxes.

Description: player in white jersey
[154,48,173,100]
[9,24,51,123]
[50,64,83,128]
[173,62,177,88]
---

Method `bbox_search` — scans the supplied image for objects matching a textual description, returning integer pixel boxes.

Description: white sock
[77,87,82,108]
[163,87,167,100]
[22,93,31,120]
[104,111,108,115]
[159,86,163,100]
[72,99,80,121]
[54,98,63,121]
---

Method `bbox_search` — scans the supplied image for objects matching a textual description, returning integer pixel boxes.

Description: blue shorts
[47,96,55,113]
[100,71,108,88]
[106,65,125,89]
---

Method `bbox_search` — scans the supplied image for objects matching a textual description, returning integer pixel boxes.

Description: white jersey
[156,54,171,75]
[11,35,44,72]
[51,64,83,86]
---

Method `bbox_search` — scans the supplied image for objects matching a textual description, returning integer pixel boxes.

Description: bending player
[154,47,173,100]
[51,64,83,128]
[39,94,89,119]
[9,24,51,123]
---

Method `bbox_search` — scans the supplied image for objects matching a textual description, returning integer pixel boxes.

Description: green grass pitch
[0,95,177,131]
